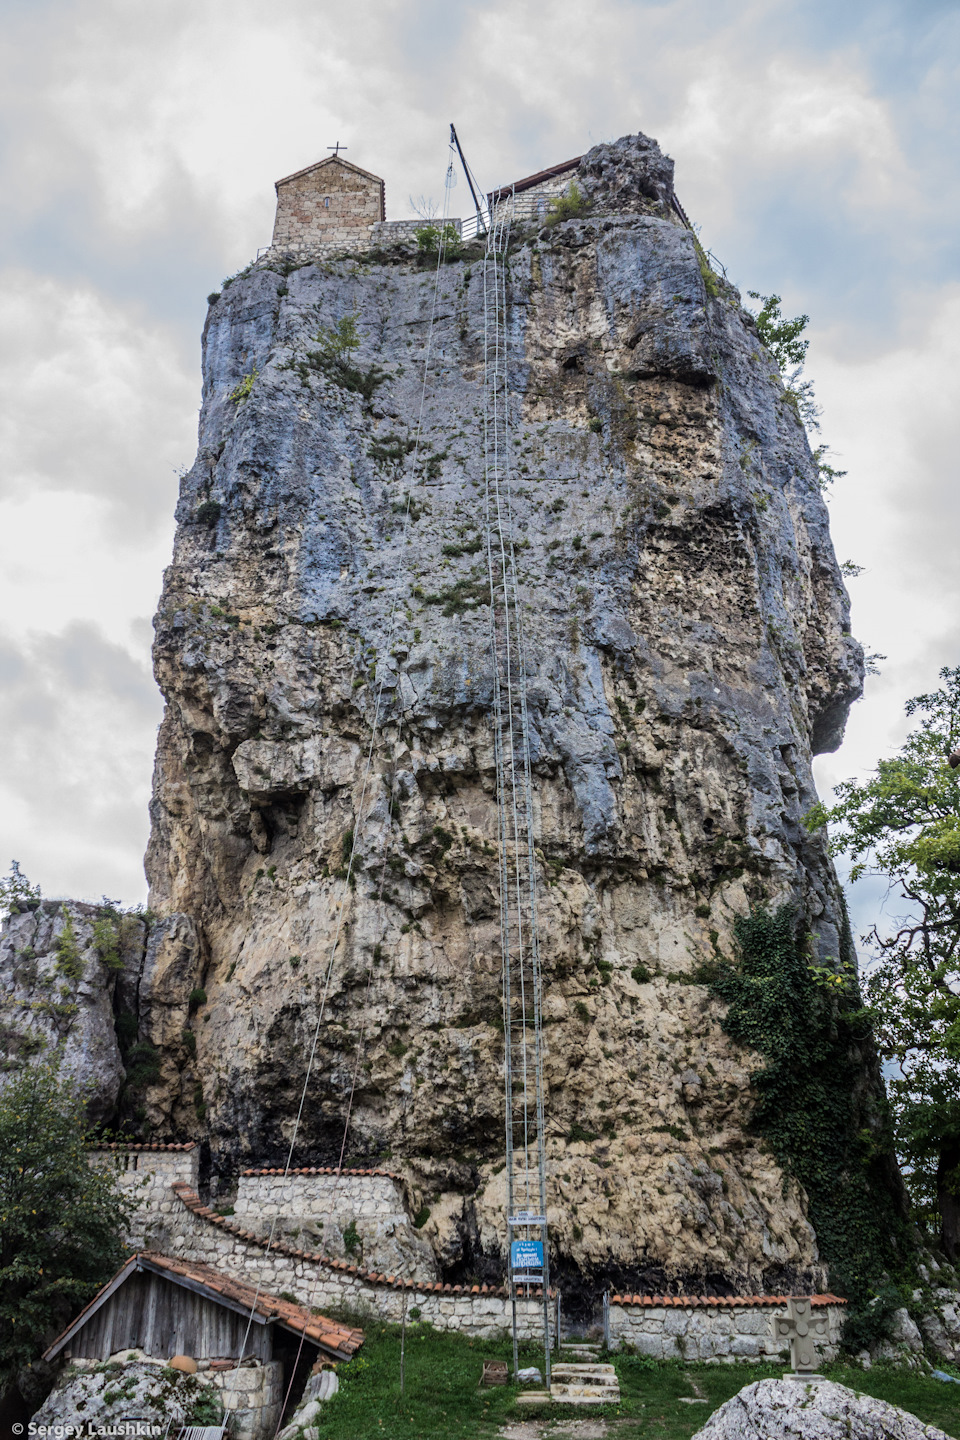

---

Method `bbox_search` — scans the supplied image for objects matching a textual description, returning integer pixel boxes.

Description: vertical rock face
[145,132,863,1292]
[0,901,147,1123]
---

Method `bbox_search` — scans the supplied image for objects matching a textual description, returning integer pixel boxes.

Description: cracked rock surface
[690,1378,951,1439]
[138,131,866,1292]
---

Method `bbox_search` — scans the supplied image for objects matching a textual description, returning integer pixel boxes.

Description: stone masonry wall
[490,168,578,223]
[235,1170,406,1221]
[609,1298,843,1363]
[371,218,463,245]
[163,1183,847,1361]
[232,1168,438,1280]
[166,1185,552,1341]
[88,1145,199,1249]
[271,159,384,254]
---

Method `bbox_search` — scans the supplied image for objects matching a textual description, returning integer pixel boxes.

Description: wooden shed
[43,1252,363,1366]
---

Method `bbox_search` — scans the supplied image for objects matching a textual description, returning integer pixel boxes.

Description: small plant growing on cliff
[748,292,809,371]
[91,916,124,972]
[415,223,463,260]
[55,907,83,981]
[693,237,721,299]
[545,180,589,227]
[0,860,41,916]
[123,1040,162,1091]
[195,499,222,527]
[228,367,258,405]
[303,314,385,401]
[812,444,848,494]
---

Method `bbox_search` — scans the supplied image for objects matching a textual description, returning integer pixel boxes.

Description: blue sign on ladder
[510,1240,544,1272]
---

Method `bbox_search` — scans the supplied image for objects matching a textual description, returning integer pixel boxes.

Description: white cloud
[0,621,160,906]
[0,0,956,914]
[0,272,195,526]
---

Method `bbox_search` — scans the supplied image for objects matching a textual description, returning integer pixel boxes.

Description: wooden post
[400,1291,408,1397]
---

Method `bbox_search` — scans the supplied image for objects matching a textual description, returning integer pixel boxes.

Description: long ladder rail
[481,188,552,1386]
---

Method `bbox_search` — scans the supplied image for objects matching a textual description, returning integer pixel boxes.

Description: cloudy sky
[1,0,957,927]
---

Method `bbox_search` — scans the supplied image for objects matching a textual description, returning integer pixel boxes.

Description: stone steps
[516,1362,620,1407]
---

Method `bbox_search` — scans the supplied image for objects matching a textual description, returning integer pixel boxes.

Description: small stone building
[270,154,385,256]
[488,156,581,222]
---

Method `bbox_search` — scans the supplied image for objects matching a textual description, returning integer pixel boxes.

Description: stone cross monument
[775,1297,828,1379]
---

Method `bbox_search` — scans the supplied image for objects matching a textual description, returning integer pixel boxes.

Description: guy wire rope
[482,186,552,1387]
[229,137,459,1390]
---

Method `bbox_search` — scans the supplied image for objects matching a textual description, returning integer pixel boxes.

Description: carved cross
[774,1297,828,1375]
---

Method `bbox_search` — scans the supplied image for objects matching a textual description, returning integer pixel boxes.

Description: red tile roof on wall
[610,1292,847,1308]
[90,1142,196,1152]
[42,1251,363,1362]
[240,1165,401,1180]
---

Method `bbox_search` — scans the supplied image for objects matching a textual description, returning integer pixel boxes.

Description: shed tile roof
[140,1254,363,1355]
[42,1251,363,1362]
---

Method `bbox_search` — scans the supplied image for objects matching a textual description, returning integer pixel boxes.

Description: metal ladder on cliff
[481,187,553,1387]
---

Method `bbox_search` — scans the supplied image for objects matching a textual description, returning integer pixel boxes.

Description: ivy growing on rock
[707,904,916,1349]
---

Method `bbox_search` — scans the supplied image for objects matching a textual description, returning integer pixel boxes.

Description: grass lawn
[312,1320,960,1439]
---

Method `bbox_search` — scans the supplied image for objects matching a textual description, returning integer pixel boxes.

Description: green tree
[0,1057,134,1398]
[748,291,826,440]
[806,665,960,1256]
[0,861,41,916]
[747,291,810,371]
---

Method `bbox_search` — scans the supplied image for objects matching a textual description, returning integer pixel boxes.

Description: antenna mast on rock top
[450,123,488,234]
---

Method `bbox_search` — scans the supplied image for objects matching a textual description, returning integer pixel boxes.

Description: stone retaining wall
[165,1184,849,1361]
[371,218,463,245]
[168,1184,553,1341]
[262,216,464,265]
[233,1167,437,1281]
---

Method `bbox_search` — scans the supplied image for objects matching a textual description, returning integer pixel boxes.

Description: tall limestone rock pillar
[145,132,866,1293]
